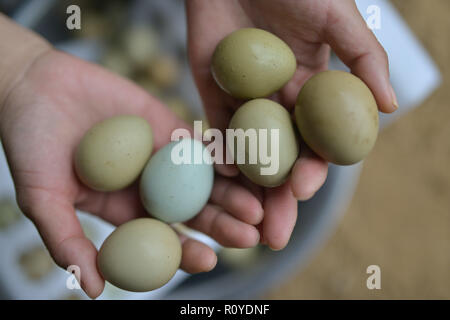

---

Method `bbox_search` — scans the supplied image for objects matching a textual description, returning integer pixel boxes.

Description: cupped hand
[186,0,397,250]
[0,49,262,298]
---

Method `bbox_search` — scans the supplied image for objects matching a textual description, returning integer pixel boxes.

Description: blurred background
[0,0,448,299]
[268,0,450,299]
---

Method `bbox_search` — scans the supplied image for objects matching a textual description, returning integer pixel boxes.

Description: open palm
[0,50,262,298]
[187,0,397,250]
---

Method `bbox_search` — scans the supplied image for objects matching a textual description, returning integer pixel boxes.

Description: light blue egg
[140,138,214,223]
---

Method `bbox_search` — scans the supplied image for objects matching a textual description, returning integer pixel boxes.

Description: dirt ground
[266,0,450,299]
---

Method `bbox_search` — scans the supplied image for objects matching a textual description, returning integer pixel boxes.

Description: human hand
[186,0,397,250]
[0,49,262,298]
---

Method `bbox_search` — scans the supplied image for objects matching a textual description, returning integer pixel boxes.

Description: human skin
[0,14,264,298]
[186,0,397,251]
[0,0,398,298]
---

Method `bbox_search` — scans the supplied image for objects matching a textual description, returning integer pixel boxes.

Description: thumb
[324,0,398,113]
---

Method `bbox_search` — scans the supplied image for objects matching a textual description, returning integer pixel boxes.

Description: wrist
[0,14,52,113]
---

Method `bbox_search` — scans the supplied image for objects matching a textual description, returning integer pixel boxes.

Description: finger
[186,0,252,73]
[279,46,330,109]
[186,204,260,248]
[324,0,398,113]
[214,162,240,178]
[56,235,103,298]
[209,176,263,225]
[262,180,298,250]
[238,174,265,203]
[186,0,252,130]
[290,144,328,201]
[197,82,236,133]
[178,234,217,273]
[17,189,104,298]
[208,117,240,178]
[75,183,147,226]
[186,0,254,174]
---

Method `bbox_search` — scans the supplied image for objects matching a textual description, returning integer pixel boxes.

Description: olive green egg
[212,28,296,99]
[228,99,299,187]
[97,218,181,292]
[75,115,153,191]
[295,70,379,165]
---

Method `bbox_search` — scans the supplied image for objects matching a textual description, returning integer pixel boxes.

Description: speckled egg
[140,138,214,223]
[75,115,153,192]
[295,70,379,165]
[212,28,297,99]
[97,218,181,292]
[228,99,299,187]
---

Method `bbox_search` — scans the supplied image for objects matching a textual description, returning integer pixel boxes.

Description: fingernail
[292,186,315,202]
[390,85,399,111]
[206,254,218,272]
[269,245,282,252]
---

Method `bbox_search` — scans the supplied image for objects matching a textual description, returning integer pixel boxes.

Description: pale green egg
[140,138,214,223]
[212,28,296,99]
[295,71,379,165]
[75,115,153,192]
[98,218,181,292]
[228,99,299,187]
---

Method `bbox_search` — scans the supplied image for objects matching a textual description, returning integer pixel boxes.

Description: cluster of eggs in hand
[212,28,379,187]
[74,26,380,293]
[75,115,213,292]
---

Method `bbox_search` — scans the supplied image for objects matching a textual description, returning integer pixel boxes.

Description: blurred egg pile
[69,0,202,126]
[101,24,196,125]
[18,246,55,281]
[0,198,21,230]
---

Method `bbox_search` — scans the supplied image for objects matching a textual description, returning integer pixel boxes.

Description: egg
[19,246,54,280]
[228,99,299,187]
[219,246,262,269]
[97,218,181,292]
[101,49,134,78]
[75,115,153,191]
[122,25,159,67]
[295,70,379,165]
[78,13,109,39]
[212,28,296,99]
[148,55,180,88]
[136,78,162,98]
[0,198,21,229]
[140,138,214,223]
